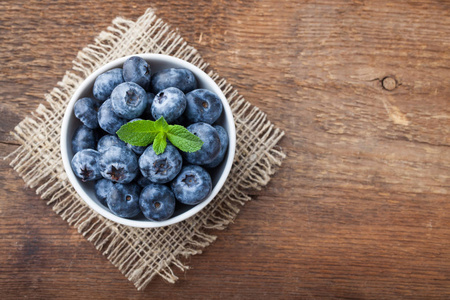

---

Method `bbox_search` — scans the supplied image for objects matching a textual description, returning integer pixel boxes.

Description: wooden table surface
[1,1,449,299]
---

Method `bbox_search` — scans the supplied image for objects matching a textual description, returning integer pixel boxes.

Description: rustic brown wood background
[1,0,449,299]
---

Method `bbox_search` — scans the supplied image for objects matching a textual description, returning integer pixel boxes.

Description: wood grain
[1,0,449,298]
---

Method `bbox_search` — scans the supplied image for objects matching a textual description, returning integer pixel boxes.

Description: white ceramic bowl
[61,54,236,228]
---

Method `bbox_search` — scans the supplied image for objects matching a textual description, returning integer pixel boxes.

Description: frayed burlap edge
[7,8,285,290]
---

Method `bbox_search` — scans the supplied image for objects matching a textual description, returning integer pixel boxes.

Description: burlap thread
[7,8,285,290]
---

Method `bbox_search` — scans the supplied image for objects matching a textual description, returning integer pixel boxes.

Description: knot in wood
[382,76,397,91]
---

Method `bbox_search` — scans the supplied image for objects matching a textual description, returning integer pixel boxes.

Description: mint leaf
[153,131,167,155]
[154,116,169,132]
[117,116,204,155]
[116,120,159,146]
[167,125,204,153]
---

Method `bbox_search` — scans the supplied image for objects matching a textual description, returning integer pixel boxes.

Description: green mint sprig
[116,117,203,155]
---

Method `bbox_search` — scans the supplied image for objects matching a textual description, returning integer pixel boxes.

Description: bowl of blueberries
[60,54,236,228]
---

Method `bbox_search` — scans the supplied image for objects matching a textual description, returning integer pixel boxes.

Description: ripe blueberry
[123,56,151,90]
[111,82,148,120]
[74,97,99,129]
[97,99,127,135]
[97,135,127,153]
[185,89,223,124]
[71,149,102,182]
[151,68,197,94]
[135,173,152,188]
[139,184,176,221]
[94,178,114,206]
[106,182,141,218]
[171,165,212,205]
[183,122,220,165]
[204,125,229,168]
[93,68,124,101]
[98,146,138,184]
[151,87,187,123]
[71,124,97,154]
[139,144,182,184]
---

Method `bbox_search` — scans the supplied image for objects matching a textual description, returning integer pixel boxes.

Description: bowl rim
[60,53,236,228]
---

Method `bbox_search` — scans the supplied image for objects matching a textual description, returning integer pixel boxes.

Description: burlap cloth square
[7,8,285,290]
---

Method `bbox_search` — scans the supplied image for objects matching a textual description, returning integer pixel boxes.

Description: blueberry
[93,68,124,101]
[185,89,223,124]
[71,124,97,154]
[127,143,146,155]
[151,68,197,94]
[171,165,212,205]
[140,92,155,120]
[71,149,102,182]
[111,82,148,120]
[123,56,151,90]
[99,146,139,183]
[74,97,99,129]
[183,123,220,165]
[94,178,114,206]
[139,144,182,184]
[172,113,189,127]
[98,99,127,135]
[97,134,127,153]
[151,87,187,123]
[135,173,152,188]
[139,184,176,221]
[106,183,141,218]
[204,125,229,168]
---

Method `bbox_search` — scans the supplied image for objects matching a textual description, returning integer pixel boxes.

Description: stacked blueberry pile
[70,56,229,222]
